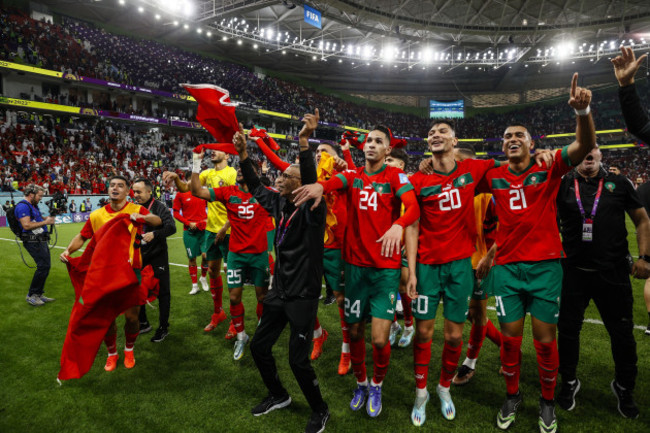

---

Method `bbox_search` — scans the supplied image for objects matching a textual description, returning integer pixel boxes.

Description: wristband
[574,106,590,116]
[640,255,650,262]
[192,153,202,173]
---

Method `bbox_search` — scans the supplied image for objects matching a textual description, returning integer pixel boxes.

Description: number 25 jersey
[481,147,572,265]
[335,164,414,269]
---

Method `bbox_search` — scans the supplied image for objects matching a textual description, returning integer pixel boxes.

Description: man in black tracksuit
[556,147,650,419]
[233,109,329,433]
[132,178,177,342]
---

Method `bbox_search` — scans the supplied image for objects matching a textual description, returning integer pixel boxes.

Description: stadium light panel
[556,41,574,59]
[173,20,178,26]
[197,28,202,34]
[362,46,372,59]
[119,0,125,5]
[138,6,144,13]
[237,40,242,45]
[155,14,161,20]
[382,45,396,62]
[183,23,189,29]
[207,31,211,37]
[266,29,274,40]
[253,43,258,49]
[423,47,433,63]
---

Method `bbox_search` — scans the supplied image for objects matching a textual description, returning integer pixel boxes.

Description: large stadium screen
[429,99,465,119]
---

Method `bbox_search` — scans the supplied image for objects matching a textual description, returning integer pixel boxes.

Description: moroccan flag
[250,127,281,151]
[255,135,290,171]
[141,265,160,305]
[192,142,238,155]
[183,84,239,143]
[58,214,147,381]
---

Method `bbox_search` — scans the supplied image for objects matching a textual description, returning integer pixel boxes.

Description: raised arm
[566,73,597,165]
[298,109,319,185]
[612,46,650,143]
[163,171,189,193]
[188,150,212,201]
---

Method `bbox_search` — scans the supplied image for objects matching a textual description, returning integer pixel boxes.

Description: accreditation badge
[582,218,593,242]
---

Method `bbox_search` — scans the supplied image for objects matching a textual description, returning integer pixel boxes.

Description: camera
[46,191,68,216]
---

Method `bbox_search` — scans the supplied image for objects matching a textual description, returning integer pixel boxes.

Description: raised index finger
[570,72,578,96]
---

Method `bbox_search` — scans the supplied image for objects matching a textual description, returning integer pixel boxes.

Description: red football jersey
[481,147,572,265]
[336,164,414,269]
[172,191,207,230]
[410,159,496,264]
[209,186,269,254]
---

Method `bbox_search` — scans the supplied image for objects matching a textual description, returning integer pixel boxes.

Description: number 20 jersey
[335,164,414,269]
[410,158,496,265]
[481,147,572,265]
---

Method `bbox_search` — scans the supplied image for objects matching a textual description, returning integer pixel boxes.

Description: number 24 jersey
[335,164,414,269]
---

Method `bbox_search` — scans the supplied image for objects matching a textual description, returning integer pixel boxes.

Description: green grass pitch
[0,220,648,433]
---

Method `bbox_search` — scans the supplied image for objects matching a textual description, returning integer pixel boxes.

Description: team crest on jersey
[219,180,224,187]
[530,175,538,184]
[458,177,466,186]
[377,185,384,193]
[398,173,410,184]
[605,182,615,192]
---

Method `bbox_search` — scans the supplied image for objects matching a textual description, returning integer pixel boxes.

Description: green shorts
[344,263,400,324]
[413,258,473,323]
[484,260,562,324]
[267,229,275,253]
[183,230,206,259]
[203,231,230,262]
[471,274,488,301]
[226,251,270,289]
[323,248,344,293]
[401,252,408,268]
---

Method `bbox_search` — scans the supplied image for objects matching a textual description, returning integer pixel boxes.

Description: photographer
[15,185,55,306]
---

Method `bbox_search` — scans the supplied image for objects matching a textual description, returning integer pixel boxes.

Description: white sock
[416,387,428,398]
[358,380,368,387]
[437,383,449,392]
[462,357,477,370]
[404,325,414,332]
[342,342,350,353]
[371,379,382,388]
[313,326,322,339]
[237,331,247,341]
[107,351,118,357]
[124,347,133,352]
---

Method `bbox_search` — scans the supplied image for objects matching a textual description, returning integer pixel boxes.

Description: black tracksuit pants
[558,262,638,390]
[250,297,327,413]
[139,254,171,329]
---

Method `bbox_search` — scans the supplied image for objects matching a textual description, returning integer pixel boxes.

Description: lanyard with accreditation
[574,177,603,242]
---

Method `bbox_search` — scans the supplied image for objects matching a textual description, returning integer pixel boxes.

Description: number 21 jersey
[481,147,572,265]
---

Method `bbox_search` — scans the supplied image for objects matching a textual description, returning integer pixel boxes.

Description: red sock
[230,302,245,333]
[256,302,263,321]
[372,343,391,385]
[413,340,432,389]
[125,331,139,350]
[486,319,503,347]
[402,293,413,327]
[210,277,223,314]
[466,323,487,360]
[313,316,321,331]
[189,265,198,284]
[104,332,117,354]
[439,341,463,387]
[501,335,523,395]
[350,338,367,383]
[268,254,275,276]
[200,263,208,278]
[338,307,350,344]
[534,339,559,400]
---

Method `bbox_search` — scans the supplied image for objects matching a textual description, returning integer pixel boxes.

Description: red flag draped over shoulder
[58,214,147,381]
[182,83,240,153]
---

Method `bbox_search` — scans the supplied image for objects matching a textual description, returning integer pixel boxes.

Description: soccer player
[481,73,595,433]
[164,149,236,332]
[452,143,502,385]
[315,142,348,370]
[384,148,415,349]
[189,164,270,360]
[294,125,420,418]
[172,171,209,295]
[60,175,162,370]
[407,120,502,426]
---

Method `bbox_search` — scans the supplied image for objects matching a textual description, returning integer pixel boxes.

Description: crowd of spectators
[1,8,650,192]
[3,8,647,141]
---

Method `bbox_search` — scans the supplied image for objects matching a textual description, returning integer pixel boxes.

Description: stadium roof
[36,0,650,96]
